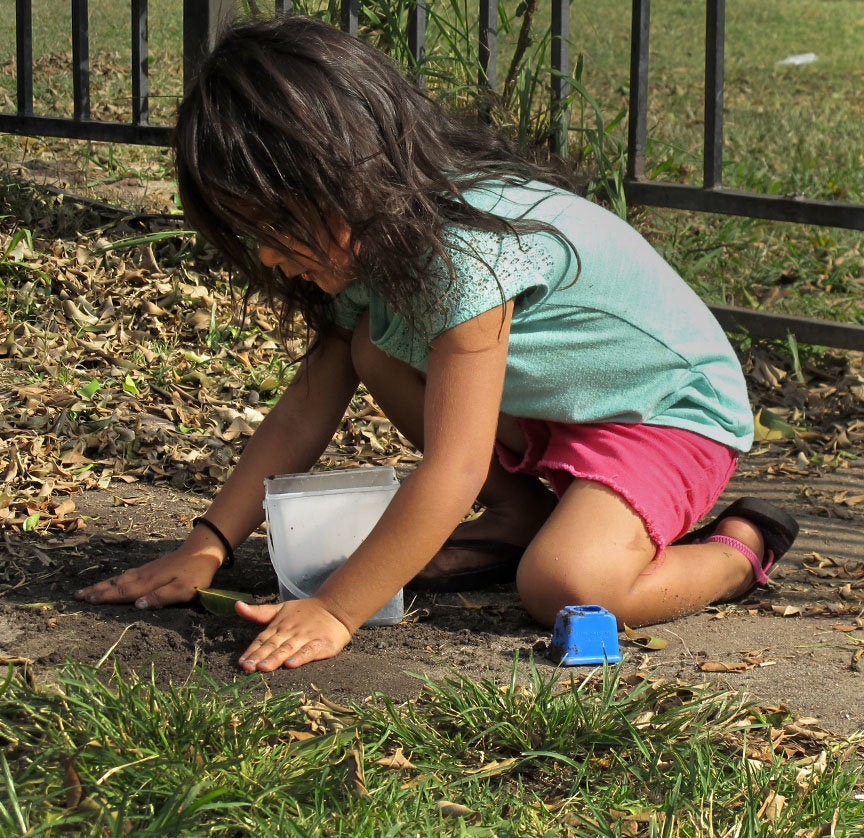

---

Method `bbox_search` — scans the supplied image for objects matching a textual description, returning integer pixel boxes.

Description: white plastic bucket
[263,466,403,626]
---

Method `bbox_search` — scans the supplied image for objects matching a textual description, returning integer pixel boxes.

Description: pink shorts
[496,421,737,557]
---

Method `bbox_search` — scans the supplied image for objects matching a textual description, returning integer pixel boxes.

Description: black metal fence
[626,0,864,350]
[0,0,232,145]
[2,0,864,348]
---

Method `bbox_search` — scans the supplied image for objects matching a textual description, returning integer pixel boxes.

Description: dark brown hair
[174,14,572,343]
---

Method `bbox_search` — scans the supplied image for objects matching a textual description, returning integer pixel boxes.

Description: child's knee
[516,550,616,626]
[517,543,656,626]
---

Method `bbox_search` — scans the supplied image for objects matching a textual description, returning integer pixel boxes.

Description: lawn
[4,658,863,834]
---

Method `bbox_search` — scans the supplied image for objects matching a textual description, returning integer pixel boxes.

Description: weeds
[1,658,862,835]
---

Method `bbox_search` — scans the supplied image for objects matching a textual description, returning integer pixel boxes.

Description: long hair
[174,14,573,345]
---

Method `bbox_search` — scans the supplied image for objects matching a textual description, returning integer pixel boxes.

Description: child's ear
[325,213,352,249]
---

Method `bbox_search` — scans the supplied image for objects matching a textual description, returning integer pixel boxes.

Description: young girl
[75,14,798,671]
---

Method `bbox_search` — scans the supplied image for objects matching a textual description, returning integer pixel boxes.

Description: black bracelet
[192,517,235,568]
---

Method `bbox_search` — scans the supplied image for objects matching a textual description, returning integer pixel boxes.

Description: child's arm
[74,331,359,609]
[237,301,514,670]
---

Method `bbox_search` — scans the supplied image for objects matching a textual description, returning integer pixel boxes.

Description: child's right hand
[74,547,222,610]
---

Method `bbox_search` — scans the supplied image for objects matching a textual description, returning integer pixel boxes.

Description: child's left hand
[235,598,352,671]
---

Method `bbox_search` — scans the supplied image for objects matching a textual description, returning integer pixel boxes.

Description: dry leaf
[349,747,368,797]
[308,689,354,715]
[0,655,35,665]
[62,757,84,809]
[112,495,147,507]
[795,750,827,790]
[772,605,801,617]
[376,748,416,770]
[186,309,212,330]
[757,790,787,821]
[623,624,667,650]
[466,757,518,776]
[700,661,748,672]
[302,705,345,734]
[435,800,476,818]
[52,498,76,516]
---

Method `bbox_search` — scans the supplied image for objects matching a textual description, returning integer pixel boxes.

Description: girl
[75,15,798,671]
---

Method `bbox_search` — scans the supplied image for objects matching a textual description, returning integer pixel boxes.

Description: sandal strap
[704,534,774,585]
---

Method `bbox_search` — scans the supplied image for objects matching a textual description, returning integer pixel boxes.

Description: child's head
[174,14,561,336]
[175,15,414,310]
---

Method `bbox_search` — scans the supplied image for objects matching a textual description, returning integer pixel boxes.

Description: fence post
[627,0,650,180]
[71,0,90,121]
[15,0,33,115]
[183,0,236,90]
[703,0,725,189]
[550,0,570,157]
[132,0,149,125]
[408,0,427,87]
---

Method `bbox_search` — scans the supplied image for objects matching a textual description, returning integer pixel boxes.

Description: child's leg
[516,478,764,627]
[351,316,555,569]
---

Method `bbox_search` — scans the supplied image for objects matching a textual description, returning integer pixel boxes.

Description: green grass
[2,0,862,198]
[568,0,864,198]
[2,657,862,835]
[0,0,184,125]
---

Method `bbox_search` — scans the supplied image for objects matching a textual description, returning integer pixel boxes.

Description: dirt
[2,458,863,738]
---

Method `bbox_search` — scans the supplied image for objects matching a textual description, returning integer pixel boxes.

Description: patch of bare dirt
[2,456,863,737]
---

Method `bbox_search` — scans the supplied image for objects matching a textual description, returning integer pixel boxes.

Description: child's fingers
[133,583,196,610]
[75,553,218,608]
[75,570,192,608]
[237,600,351,671]
[75,570,154,604]
[234,601,282,624]
[240,636,339,672]
[238,632,297,671]
[281,639,334,669]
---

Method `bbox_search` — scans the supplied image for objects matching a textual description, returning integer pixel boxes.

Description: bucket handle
[265,506,313,601]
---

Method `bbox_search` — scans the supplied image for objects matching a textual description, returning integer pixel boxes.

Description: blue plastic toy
[547,605,622,665]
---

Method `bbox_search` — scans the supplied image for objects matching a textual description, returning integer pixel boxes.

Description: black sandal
[674,496,799,588]
[407,539,525,593]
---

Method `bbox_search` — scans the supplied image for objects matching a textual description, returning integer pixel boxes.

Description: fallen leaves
[0,492,87,535]
[0,217,419,565]
[801,553,864,581]
[623,624,667,650]
[772,604,802,617]
[699,647,778,673]
[435,800,477,819]
[754,406,798,441]
[376,748,416,770]
[756,790,787,822]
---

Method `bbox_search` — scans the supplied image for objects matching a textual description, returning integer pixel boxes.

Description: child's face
[257,218,353,296]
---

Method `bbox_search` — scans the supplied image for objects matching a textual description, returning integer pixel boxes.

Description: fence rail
[2,0,864,348]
